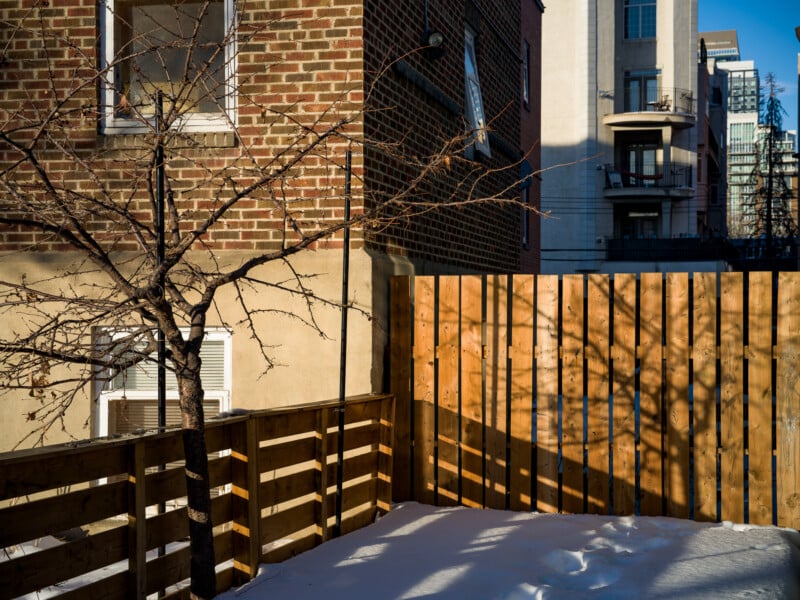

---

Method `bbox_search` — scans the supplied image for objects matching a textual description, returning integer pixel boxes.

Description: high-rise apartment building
[540,0,717,273]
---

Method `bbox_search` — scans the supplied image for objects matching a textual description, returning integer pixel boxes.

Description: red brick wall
[363,0,524,273]
[1,0,525,272]
[520,0,543,273]
[0,0,364,253]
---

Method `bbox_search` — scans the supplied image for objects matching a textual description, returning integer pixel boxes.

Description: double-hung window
[624,0,656,40]
[95,328,232,437]
[464,26,491,158]
[100,0,237,133]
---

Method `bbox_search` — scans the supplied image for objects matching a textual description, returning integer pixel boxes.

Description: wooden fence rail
[0,394,394,599]
[389,273,800,529]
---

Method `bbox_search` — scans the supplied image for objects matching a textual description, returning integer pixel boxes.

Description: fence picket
[586,274,611,514]
[612,273,637,515]
[561,274,585,513]
[693,272,718,521]
[485,275,509,508]
[536,275,560,513]
[720,272,745,523]
[509,275,535,511]
[413,276,436,505]
[638,273,664,516]
[665,273,690,518]
[461,275,484,507]
[437,276,460,505]
[777,272,800,529]
[747,272,773,524]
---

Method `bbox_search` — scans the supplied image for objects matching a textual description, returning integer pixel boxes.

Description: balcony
[601,87,696,129]
[603,164,693,199]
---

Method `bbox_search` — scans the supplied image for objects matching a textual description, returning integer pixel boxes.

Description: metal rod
[156,91,166,433]
[155,91,167,572]
[334,150,352,537]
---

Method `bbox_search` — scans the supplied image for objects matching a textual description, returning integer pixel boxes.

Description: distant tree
[746,73,796,251]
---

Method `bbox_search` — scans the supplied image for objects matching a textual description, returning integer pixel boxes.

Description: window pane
[640,5,656,37]
[115,0,225,115]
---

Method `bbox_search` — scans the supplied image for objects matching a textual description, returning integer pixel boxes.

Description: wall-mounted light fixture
[422,0,446,60]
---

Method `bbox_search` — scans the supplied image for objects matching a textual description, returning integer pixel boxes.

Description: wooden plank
[509,274,534,511]
[437,275,460,505]
[390,276,412,501]
[0,526,127,599]
[413,276,436,505]
[460,275,484,508]
[747,272,773,525]
[612,273,636,515]
[665,272,690,519]
[128,440,147,598]
[231,418,261,583]
[586,274,611,514]
[0,442,129,501]
[0,479,127,548]
[536,274,559,513]
[484,274,509,510]
[776,272,800,529]
[720,272,745,523]
[376,396,395,514]
[639,273,664,516]
[692,272,718,522]
[314,406,331,544]
[561,274,584,514]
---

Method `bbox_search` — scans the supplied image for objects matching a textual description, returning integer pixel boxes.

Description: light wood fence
[0,394,393,599]
[389,273,800,529]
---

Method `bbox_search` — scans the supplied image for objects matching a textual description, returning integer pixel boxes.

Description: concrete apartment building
[0,1,542,449]
[702,30,798,245]
[540,0,721,273]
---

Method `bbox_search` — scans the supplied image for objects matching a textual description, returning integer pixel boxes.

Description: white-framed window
[464,26,491,158]
[100,0,237,134]
[624,0,656,40]
[95,328,232,437]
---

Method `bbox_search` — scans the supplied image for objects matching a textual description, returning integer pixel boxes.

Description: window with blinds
[97,329,231,437]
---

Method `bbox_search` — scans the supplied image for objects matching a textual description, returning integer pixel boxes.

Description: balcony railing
[600,87,696,118]
[605,164,693,189]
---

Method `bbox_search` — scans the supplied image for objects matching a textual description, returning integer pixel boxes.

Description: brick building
[0,0,541,449]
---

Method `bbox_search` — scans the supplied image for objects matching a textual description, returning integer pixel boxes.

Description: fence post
[315,407,331,542]
[377,395,395,514]
[128,439,147,599]
[231,417,261,584]
[390,276,412,502]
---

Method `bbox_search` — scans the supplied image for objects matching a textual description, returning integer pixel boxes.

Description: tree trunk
[179,369,216,599]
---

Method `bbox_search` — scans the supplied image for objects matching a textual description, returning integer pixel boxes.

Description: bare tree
[0,2,534,597]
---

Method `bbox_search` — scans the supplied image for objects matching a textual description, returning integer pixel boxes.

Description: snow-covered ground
[219,502,800,600]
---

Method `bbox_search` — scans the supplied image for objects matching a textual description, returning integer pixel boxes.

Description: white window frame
[94,327,232,438]
[465,26,491,158]
[99,0,238,135]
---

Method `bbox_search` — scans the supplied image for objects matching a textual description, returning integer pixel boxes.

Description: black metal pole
[156,91,166,433]
[155,92,167,571]
[334,150,352,538]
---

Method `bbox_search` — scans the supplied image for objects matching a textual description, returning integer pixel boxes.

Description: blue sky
[699,0,800,135]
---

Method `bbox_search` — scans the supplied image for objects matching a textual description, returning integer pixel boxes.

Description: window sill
[99,130,237,149]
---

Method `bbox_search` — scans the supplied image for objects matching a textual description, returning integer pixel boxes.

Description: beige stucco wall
[0,247,393,452]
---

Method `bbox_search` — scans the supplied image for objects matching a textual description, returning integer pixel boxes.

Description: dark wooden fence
[389,273,800,529]
[0,394,394,599]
